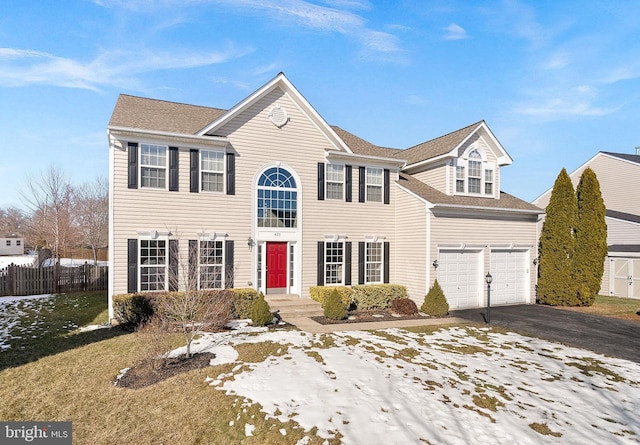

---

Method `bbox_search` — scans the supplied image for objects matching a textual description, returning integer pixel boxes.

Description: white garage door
[490,250,527,305]
[438,250,481,309]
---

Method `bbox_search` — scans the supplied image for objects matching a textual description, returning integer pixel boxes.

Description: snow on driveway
[196,326,639,444]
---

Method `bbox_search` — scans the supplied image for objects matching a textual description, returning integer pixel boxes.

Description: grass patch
[565,357,626,382]
[558,295,640,321]
[235,342,290,363]
[529,422,562,437]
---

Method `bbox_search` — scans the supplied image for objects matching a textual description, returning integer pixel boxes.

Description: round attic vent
[268,105,289,127]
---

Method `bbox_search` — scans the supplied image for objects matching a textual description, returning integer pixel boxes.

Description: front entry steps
[264,294,323,320]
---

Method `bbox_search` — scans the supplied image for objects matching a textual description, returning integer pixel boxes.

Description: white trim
[198,73,354,154]
[108,132,116,321]
[326,150,406,168]
[108,126,229,147]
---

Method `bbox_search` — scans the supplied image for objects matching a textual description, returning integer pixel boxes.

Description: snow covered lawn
[189,325,639,444]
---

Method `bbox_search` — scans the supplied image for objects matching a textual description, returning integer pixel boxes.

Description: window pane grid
[325,242,344,285]
[199,241,223,289]
[326,164,344,200]
[257,168,298,228]
[140,144,167,189]
[140,240,166,291]
[366,168,383,202]
[485,169,493,195]
[365,242,382,284]
[201,150,224,192]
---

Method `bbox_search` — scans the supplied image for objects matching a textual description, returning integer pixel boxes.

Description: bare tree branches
[73,177,108,264]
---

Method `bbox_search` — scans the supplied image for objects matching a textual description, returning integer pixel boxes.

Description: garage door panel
[490,250,527,305]
[438,250,480,309]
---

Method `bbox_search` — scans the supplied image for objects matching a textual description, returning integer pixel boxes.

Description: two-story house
[107,73,542,320]
[534,151,640,298]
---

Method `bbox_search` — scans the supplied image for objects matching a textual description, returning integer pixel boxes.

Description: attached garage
[437,250,482,309]
[490,250,528,305]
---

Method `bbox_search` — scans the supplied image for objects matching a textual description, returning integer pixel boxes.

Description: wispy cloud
[0,44,249,91]
[443,23,468,41]
[514,85,619,119]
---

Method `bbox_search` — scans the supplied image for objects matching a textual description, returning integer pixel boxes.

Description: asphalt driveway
[451,304,640,363]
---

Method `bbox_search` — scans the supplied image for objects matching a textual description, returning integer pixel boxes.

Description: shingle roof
[109,94,226,134]
[608,244,640,253]
[331,126,401,158]
[601,151,640,165]
[399,121,484,165]
[398,174,542,212]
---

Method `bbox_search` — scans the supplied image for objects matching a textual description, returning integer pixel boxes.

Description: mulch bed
[115,352,215,389]
[311,309,436,325]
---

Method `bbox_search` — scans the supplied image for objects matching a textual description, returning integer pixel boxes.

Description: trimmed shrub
[251,292,272,326]
[391,297,419,315]
[112,293,156,327]
[351,284,407,310]
[229,288,259,319]
[323,289,348,320]
[421,280,449,317]
[310,286,354,309]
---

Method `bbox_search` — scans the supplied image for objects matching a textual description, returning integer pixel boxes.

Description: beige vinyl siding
[606,218,640,244]
[601,257,611,295]
[412,161,447,193]
[394,187,428,303]
[534,154,640,215]
[429,212,538,302]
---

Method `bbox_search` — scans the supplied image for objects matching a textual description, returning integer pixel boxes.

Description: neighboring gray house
[0,235,24,256]
[107,73,542,320]
[533,150,640,298]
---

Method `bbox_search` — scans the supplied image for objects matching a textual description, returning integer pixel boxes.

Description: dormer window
[455,147,495,197]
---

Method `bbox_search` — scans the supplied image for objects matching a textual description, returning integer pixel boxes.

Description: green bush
[310,286,354,308]
[251,292,272,326]
[112,293,156,327]
[323,289,348,320]
[421,280,449,317]
[391,297,419,315]
[229,288,259,319]
[351,284,407,310]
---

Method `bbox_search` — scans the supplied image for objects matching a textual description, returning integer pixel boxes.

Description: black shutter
[317,241,325,285]
[189,240,197,289]
[225,240,234,288]
[127,142,138,189]
[169,147,179,192]
[190,149,199,193]
[317,163,325,200]
[226,153,235,195]
[358,241,365,284]
[383,241,390,283]
[358,167,365,203]
[345,241,352,286]
[169,239,178,291]
[345,165,352,202]
[384,169,390,205]
[127,239,137,292]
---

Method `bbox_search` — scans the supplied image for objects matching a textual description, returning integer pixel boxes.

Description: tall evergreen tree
[538,168,578,305]
[574,168,607,305]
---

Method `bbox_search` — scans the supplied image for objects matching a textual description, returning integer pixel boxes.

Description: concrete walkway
[285,315,468,334]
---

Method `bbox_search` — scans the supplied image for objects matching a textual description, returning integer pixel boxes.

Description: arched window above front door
[257,167,298,228]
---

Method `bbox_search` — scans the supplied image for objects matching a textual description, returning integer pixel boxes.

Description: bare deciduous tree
[20,166,76,263]
[73,177,108,264]
[153,235,231,358]
[0,207,27,236]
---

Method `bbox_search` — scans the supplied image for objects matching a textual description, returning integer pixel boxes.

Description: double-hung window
[456,166,465,193]
[484,169,494,195]
[201,150,224,192]
[140,239,166,291]
[140,144,167,188]
[325,242,344,285]
[366,168,383,202]
[199,240,224,289]
[326,164,344,200]
[365,242,383,283]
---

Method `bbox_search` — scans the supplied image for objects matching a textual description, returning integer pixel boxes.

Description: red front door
[267,242,288,290]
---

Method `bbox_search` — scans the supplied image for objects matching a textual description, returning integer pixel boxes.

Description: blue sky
[1,0,639,209]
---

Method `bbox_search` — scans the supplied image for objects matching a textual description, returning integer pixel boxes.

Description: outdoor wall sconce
[247,237,254,251]
[432,259,439,269]
[485,272,493,325]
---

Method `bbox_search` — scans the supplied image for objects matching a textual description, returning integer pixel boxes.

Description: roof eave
[327,150,406,168]
[108,126,229,146]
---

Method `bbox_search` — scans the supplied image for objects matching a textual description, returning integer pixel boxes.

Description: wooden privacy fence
[0,263,108,297]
